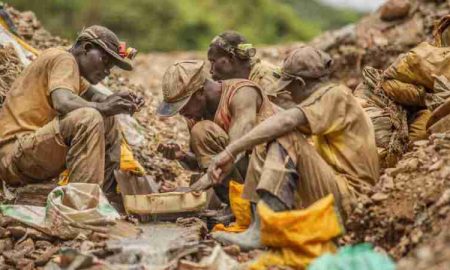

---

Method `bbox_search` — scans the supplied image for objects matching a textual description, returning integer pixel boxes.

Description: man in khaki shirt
[0,25,143,193]
[208,46,379,250]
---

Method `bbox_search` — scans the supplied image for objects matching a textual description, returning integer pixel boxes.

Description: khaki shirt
[298,83,379,192]
[0,48,90,145]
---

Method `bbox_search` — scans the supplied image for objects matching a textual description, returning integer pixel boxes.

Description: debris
[379,0,411,21]
[346,132,450,259]
[371,192,389,202]
[0,44,23,108]
[5,5,69,50]
[1,183,120,240]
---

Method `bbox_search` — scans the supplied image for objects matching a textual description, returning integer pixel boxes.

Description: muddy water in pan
[106,222,202,268]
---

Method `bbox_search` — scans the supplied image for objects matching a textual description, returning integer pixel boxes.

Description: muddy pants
[243,134,353,217]
[189,120,246,204]
[0,108,121,193]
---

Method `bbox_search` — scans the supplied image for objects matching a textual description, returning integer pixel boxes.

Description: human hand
[207,149,235,185]
[118,91,145,111]
[157,142,185,161]
[97,95,137,116]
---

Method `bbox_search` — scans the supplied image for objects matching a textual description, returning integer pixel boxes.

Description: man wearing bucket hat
[208,46,379,250]
[157,31,295,193]
[0,25,143,193]
[158,60,268,204]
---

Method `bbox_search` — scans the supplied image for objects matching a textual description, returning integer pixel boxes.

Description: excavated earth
[0,0,450,268]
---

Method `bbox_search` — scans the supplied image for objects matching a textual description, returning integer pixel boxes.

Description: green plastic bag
[308,244,395,270]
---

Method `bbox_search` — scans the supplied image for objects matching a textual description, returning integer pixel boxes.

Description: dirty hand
[113,91,145,111]
[157,142,185,160]
[97,95,137,116]
[207,149,235,185]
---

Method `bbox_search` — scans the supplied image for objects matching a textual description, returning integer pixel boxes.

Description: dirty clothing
[189,79,288,203]
[249,58,294,109]
[383,42,450,109]
[243,83,379,217]
[0,108,121,192]
[189,120,245,204]
[380,42,450,141]
[0,48,90,146]
[243,140,347,212]
[210,79,349,214]
[0,48,120,192]
[299,83,379,192]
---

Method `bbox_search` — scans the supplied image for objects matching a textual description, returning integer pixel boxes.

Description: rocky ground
[0,0,450,269]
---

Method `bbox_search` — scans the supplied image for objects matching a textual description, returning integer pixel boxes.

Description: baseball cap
[75,25,135,71]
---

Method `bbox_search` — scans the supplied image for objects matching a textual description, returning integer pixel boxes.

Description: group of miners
[1,14,450,251]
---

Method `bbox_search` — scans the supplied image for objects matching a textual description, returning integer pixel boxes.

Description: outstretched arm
[228,107,306,156]
[208,107,308,183]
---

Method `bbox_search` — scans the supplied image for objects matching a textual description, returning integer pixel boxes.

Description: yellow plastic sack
[381,79,426,106]
[250,195,343,270]
[409,109,432,142]
[58,140,145,186]
[120,141,145,175]
[213,181,251,233]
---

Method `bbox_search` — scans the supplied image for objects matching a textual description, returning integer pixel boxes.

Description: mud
[106,221,205,268]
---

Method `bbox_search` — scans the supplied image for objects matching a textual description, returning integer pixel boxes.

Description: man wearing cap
[157,31,295,196]
[158,60,302,205]
[0,25,143,193]
[208,46,379,250]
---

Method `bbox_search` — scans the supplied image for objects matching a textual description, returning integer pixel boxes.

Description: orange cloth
[250,194,343,270]
[213,181,251,232]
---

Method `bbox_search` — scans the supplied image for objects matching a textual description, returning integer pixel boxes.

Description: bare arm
[51,88,136,116]
[81,85,108,102]
[227,107,307,156]
[228,86,262,143]
[207,107,308,184]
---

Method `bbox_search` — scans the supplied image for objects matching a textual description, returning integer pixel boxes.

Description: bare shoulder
[230,85,262,110]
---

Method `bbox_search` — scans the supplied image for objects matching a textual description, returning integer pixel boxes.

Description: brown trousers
[243,133,353,216]
[0,108,121,193]
[189,120,247,204]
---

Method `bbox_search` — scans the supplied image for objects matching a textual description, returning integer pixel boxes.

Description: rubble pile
[5,5,69,50]
[310,0,450,88]
[104,72,191,186]
[0,216,111,269]
[345,133,450,260]
[0,45,22,108]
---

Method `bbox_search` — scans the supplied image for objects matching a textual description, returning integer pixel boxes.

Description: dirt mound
[344,133,450,261]
[310,0,449,88]
[0,45,23,108]
[104,72,191,185]
[5,5,69,50]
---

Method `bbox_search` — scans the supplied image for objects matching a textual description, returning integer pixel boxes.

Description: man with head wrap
[207,31,295,109]
[0,25,143,193]
[157,31,295,201]
[207,46,379,250]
